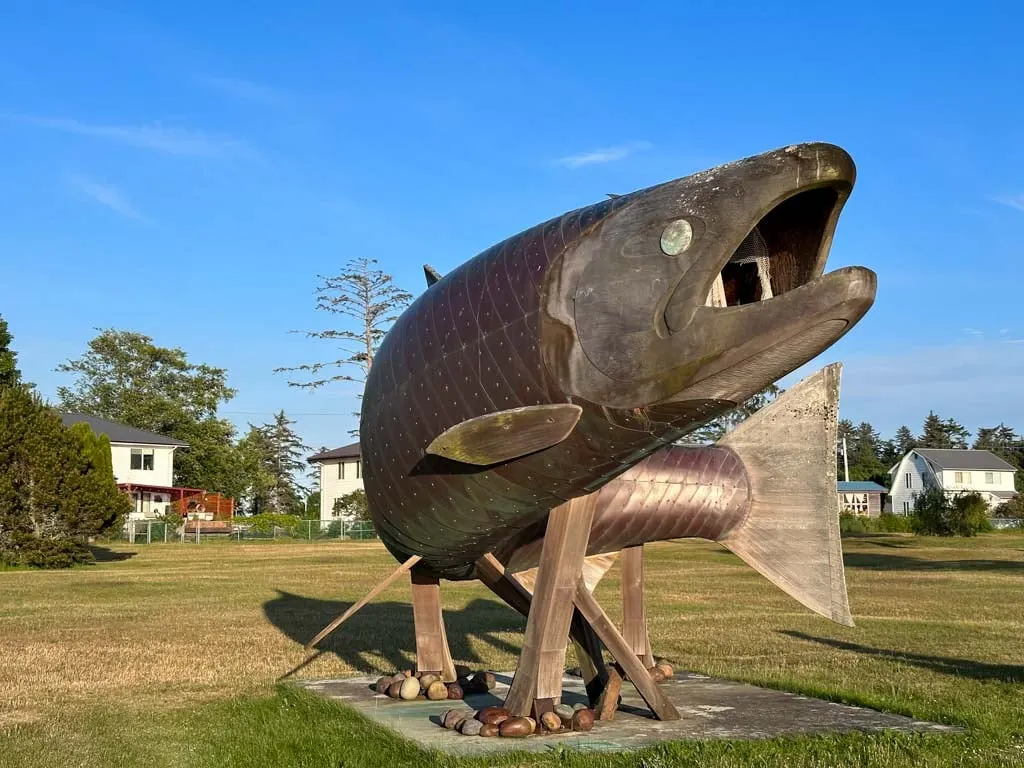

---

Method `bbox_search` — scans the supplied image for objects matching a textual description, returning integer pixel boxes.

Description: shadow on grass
[88,545,136,563]
[843,551,1024,572]
[264,592,524,677]
[782,631,1024,683]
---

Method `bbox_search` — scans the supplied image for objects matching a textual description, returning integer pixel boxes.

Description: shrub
[332,489,370,522]
[911,488,991,537]
[246,512,302,535]
[876,512,915,533]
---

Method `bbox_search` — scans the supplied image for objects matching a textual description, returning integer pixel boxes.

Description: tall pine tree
[0,315,23,391]
[919,412,970,449]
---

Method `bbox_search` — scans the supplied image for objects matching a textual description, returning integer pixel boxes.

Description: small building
[887,448,1018,515]
[837,480,887,517]
[308,442,364,522]
[59,413,232,524]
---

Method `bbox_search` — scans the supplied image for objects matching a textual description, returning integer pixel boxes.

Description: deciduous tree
[56,330,242,495]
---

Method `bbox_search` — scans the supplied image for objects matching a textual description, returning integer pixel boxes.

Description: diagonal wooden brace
[573,576,680,721]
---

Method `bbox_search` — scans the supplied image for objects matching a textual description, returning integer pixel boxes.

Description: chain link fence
[120,518,378,544]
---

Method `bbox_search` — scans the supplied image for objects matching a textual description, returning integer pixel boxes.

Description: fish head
[543,142,876,410]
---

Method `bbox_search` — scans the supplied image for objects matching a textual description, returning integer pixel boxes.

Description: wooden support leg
[621,545,655,669]
[411,572,457,682]
[476,552,607,706]
[573,578,680,721]
[502,494,598,717]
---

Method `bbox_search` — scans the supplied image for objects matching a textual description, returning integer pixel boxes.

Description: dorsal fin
[605,193,620,199]
[426,404,582,466]
[423,264,442,287]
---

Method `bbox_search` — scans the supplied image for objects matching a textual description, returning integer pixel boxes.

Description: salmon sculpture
[309,143,876,723]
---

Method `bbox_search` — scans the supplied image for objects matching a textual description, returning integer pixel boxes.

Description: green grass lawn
[0,533,1022,767]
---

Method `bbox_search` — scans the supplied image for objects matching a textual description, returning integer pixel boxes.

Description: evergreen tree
[0,387,130,567]
[892,425,917,455]
[0,315,23,391]
[262,411,310,515]
[275,257,413,435]
[849,421,887,483]
[974,424,1024,492]
[57,329,243,496]
[919,411,970,449]
[236,413,309,515]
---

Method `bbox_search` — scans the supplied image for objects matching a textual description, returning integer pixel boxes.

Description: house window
[905,473,912,489]
[985,472,995,484]
[130,448,154,471]
[337,462,343,480]
[903,501,910,514]
[338,460,361,480]
[955,471,971,484]
[355,460,361,479]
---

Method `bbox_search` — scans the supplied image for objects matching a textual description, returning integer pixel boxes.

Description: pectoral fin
[426,404,583,466]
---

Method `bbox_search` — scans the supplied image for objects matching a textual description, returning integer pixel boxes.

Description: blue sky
[2,0,1023,451]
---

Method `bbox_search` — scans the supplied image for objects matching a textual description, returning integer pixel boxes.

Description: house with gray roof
[60,413,191,520]
[837,480,887,517]
[888,448,1018,515]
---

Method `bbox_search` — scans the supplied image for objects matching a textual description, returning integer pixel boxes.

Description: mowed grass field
[1,534,1022,768]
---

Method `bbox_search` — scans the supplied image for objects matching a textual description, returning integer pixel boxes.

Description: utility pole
[842,437,850,482]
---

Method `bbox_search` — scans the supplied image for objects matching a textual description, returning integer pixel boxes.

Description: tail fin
[718,363,854,627]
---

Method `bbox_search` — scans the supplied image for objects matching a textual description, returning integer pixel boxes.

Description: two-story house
[308,442,364,522]
[60,413,190,520]
[888,448,1018,514]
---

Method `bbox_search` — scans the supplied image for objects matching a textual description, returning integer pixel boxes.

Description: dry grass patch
[0,534,1021,766]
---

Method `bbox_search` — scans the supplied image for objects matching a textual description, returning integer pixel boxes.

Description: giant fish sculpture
[310,143,876,723]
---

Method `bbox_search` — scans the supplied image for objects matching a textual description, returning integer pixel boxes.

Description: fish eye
[660,219,693,256]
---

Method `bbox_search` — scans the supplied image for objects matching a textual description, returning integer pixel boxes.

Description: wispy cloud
[68,173,146,221]
[3,113,253,158]
[554,141,652,169]
[195,75,288,107]
[991,194,1024,212]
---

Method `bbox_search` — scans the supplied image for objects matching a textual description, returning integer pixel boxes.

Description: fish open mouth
[705,185,842,309]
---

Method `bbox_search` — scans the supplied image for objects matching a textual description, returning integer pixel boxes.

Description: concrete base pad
[296,671,960,755]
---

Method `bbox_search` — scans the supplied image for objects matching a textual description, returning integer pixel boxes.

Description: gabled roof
[59,413,189,447]
[914,449,1017,472]
[308,442,361,463]
[837,481,887,493]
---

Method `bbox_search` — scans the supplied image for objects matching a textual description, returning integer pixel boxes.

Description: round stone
[446,683,464,700]
[479,723,499,737]
[499,717,532,737]
[554,704,574,719]
[471,671,496,690]
[540,711,561,731]
[442,709,465,730]
[649,666,666,682]
[387,680,404,698]
[655,661,674,679]
[427,681,448,701]
[524,716,537,734]
[375,676,391,694]
[572,709,595,731]
[419,674,439,691]
[459,718,483,736]
[402,669,414,678]
[572,702,588,712]
[660,218,693,256]
[399,676,421,700]
[454,664,472,679]
[476,706,511,726]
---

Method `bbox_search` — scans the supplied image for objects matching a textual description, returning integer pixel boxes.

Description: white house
[888,448,1018,514]
[60,413,189,520]
[308,442,364,522]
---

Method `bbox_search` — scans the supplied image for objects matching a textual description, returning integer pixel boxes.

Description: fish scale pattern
[361,195,730,579]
